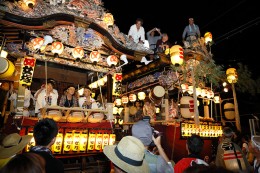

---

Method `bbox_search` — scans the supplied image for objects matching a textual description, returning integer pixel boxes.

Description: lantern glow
[121,96,129,104]
[89,50,101,63]
[72,47,84,59]
[51,42,64,55]
[137,92,146,100]
[226,68,238,83]
[103,13,114,27]
[107,55,118,66]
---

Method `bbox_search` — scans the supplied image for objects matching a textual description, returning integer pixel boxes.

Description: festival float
[0,0,239,171]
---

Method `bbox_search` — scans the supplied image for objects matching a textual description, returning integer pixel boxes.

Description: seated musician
[59,85,78,108]
[78,87,98,109]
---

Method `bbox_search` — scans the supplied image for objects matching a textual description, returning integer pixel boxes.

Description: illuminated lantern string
[53,132,63,153]
[72,47,84,59]
[32,37,44,50]
[102,133,109,149]
[95,133,103,150]
[51,42,64,55]
[79,132,88,152]
[87,133,96,150]
[107,55,118,66]
[109,134,116,145]
[89,50,101,63]
[72,132,80,152]
[63,132,73,152]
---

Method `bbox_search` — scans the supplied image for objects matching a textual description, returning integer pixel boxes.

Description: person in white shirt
[128,18,145,44]
[78,87,97,109]
[35,80,58,117]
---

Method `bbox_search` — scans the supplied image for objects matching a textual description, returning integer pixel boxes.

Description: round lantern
[224,103,235,120]
[121,96,129,104]
[0,57,15,79]
[226,68,238,83]
[51,42,64,55]
[170,45,183,54]
[32,37,44,50]
[103,13,114,26]
[129,94,137,102]
[89,50,101,63]
[72,47,84,59]
[170,51,184,66]
[115,98,122,106]
[107,55,118,66]
[137,92,146,100]
[180,96,195,118]
[204,32,213,44]
[40,35,53,51]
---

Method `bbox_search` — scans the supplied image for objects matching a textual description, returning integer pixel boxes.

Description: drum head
[46,110,62,122]
[153,86,165,98]
[67,111,84,123]
[88,113,104,123]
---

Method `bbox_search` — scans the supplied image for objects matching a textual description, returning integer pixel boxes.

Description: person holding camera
[146,27,162,52]
[131,119,174,173]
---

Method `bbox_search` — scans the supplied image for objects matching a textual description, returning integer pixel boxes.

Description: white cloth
[34,89,58,114]
[35,90,58,114]
[78,96,98,109]
[128,24,145,43]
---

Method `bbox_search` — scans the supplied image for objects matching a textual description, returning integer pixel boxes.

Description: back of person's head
[131,120,153,146]
[1,152,45,173]
[187,134,204,155]
[184,165,238,173]
[223,127,234,138]
[33,118,58,146]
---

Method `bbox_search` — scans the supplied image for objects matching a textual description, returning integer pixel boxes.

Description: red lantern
[72,47,84,59]
[32,37,44,50]
[129,94,137,102]
[51,42,64,55]
[89,50,101,62]
[107,55,118,66]
[121,96,129,104]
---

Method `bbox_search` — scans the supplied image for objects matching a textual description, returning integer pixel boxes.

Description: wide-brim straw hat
[0,133,32,159]
[103,136,150,173]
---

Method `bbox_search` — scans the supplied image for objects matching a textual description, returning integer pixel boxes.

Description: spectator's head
[186,134,204,155]
[135,18,143,29]
[0,133,32,159]
[131,120,153,146]
[83,87,92,97]
[1,152,45,173]
[161,33,169,42]
[66,85,76,96]
[189,18,194,24]
[222,127,234,139]
[103,136,149,173]
[33,118,58,146]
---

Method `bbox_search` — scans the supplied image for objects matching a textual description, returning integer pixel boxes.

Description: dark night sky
[102,0,260,77]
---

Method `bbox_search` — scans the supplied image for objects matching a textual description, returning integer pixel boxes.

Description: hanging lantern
[103,13,114,27]
[0,57,15,79]
[201,89,208,98]
[72,132,80,152]
[170,51,184,66]
[129,93,137,102]
[63,132,73,152]
[102,133,109,149]
[79,132,88,152]
[156,107,160,113]
[107,55,118,66]
[115,98,122,106]
[226,68,238,83]
[137,92,146,100]
[121,96,129,104]
[170,45,183,54]
[180,96,195,118]
[109,134,116,145]
[213,96,220,103]
[72,47,84,59]
[95,133,103,150]
[32,37,44,50]
[187,86,193,95]
[224,103,235,120]
[204,32,213,44]
[51,42,64,55]
[87,132,96,150]
[53,132,63,153]
[89,50,101,63]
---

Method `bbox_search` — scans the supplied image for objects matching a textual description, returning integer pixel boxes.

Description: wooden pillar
[106,74,112,103]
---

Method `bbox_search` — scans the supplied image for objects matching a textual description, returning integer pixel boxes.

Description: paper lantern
[63,132,73,152]
[89,50,101,62]
[53,132,63,153]
[102,133,109,149]
[226,68,238,83]
[170,45,183,54]
[79,132,88,152]
[115,98,122,106]
[109,134,116,145]
[121,96,129,104]
[137,92,146,100]
[204,32,213,44]
[170,51,184,66]
[224,103,235,120]
[201,89,208,98]
[180,96,195,118]
[32,37,44,50]
[19,56,36,86]
[72,132,81,152]
[107,55,118,66]
[0,57,15,79]
[87,133,96,150]
[187,86,193,95]
[129,93,137,102]
[51,42,64,55]
[72,46,84,59]
[103,13,114,26]
[214,96,220,103]
[95,133,103,150]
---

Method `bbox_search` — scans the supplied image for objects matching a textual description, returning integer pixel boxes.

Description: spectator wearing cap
[29,118,64,173]
[0,133,32,169]
[78,87,97,109]
[59,85,78,108]
[215,127,251,173]
[103,136,150,173]
[174,134,208,173]
[250,135,260,173]
[182,18,201,42]
[131,120,174,173]
[34,79,58,116]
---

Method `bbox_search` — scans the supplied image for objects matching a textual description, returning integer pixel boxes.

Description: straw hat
[0,133,32,159]
[251,135,260,149]
[103,136,150,173]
